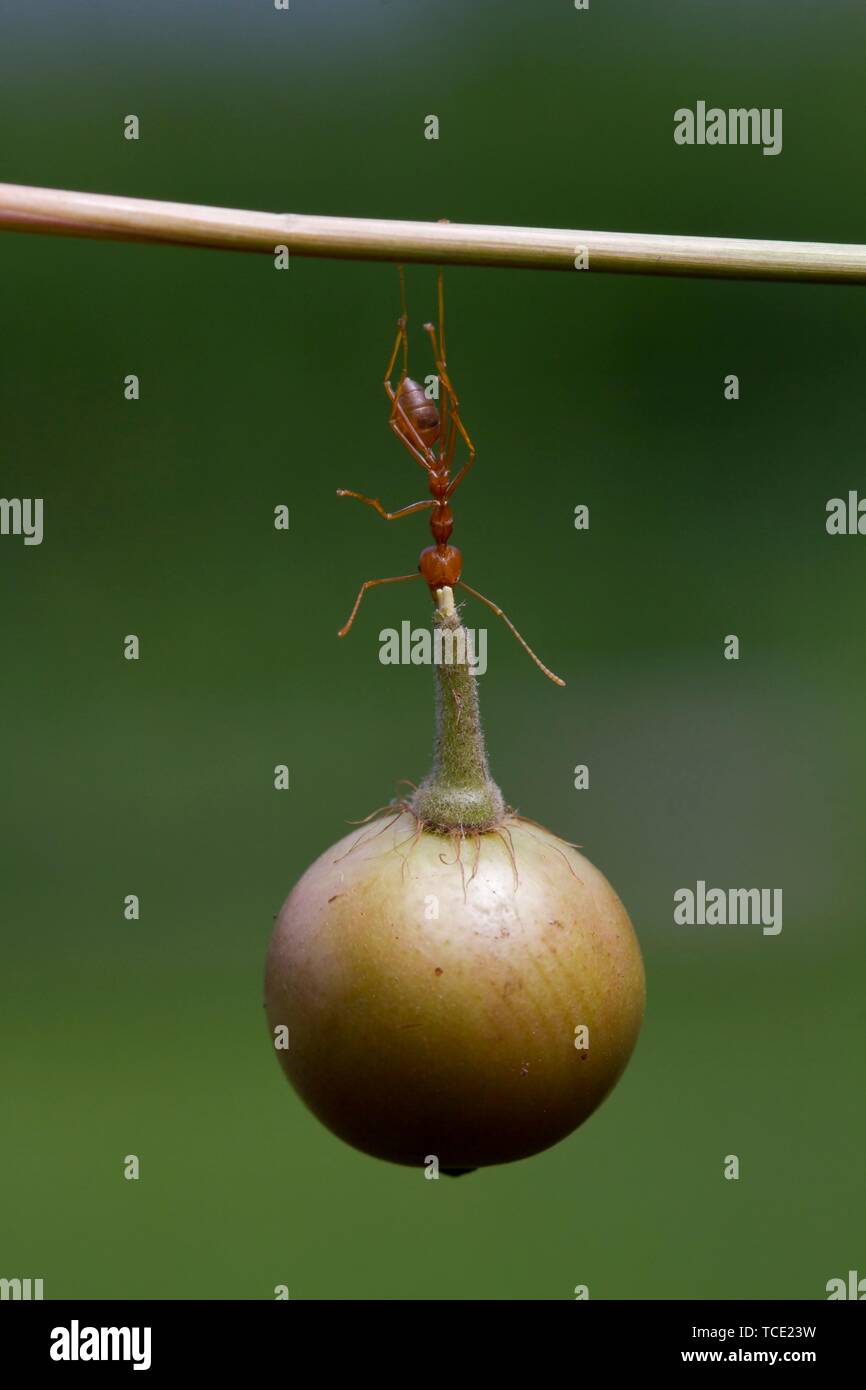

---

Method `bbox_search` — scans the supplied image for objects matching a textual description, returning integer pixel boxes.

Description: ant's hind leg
[384,265,410,403]
[384,318,408,401]
[421,319,475,483]
[338,572,422,638]
[458,579,566,687]
[384,305,437,471]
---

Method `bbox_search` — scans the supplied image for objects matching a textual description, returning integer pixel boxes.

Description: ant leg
[458,580,566,687]
[336,490,434,521]
[445,438,476,498]
[384,317,408,397]
[383,270,437,473]
[422,320,475,490]
[422,318,453,459]
[387,416,437,473]
[385,343,436,473]
[439,374,475,497]
[434,267,451,460]
[338,572,422,638]
[397,265,409,377]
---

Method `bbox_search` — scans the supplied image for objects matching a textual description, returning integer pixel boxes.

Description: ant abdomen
[395,376,440,448]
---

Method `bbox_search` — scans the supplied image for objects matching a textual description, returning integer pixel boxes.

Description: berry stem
[409,587,506,833]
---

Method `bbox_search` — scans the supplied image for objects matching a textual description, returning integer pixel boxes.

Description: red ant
[336,266,565,687]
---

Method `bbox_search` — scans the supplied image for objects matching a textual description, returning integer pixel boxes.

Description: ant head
[419,544,462,593]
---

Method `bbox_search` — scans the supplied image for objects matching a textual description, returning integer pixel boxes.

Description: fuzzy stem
[410,588,505,833]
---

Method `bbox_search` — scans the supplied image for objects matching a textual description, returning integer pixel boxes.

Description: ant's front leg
[336,489,434,522]
[338,572,421,638]
[384,313,409,400]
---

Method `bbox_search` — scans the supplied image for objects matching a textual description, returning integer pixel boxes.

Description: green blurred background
[2,0,864,1300]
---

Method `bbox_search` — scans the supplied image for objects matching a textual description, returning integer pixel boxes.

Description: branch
[1,182,865,285]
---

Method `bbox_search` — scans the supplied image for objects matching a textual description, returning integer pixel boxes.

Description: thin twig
[0,182,865,284]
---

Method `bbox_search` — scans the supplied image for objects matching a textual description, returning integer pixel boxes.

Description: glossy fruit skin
[264,812,645,1170]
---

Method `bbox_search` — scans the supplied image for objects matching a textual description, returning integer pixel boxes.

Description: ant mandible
[336,265,565,687]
